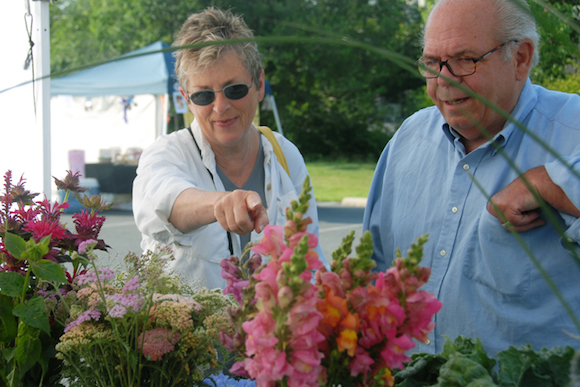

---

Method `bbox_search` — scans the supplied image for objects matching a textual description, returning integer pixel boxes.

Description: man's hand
[487,166,580,232]
[214,190,269,235]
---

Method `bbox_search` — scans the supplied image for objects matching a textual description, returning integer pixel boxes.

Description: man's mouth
[447,97,468,105]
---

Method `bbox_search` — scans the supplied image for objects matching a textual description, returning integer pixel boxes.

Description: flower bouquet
[56,243,236,387]
[0,170,110,387]
[220,177,443,387]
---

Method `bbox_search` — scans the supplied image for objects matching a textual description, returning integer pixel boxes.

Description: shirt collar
[440,78,536,155]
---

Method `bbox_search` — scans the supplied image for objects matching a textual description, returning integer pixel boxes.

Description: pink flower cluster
[226,225,326,387]
[221,181,442,387]
[137,327,180,361]
[76,268,116,285]
[104,275,144,318]
[64,309,102,333]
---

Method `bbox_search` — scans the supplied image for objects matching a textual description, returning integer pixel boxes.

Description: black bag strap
[187,127,234,256]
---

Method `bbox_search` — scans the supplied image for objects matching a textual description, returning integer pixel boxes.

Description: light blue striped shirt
[363,79,580,357]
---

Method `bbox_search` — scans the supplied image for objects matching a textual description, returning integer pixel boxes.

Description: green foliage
[50,0,201,75]
[250,0,425,160]
[0,234,68,387]
[530,0,580,85]
[542,65,580,94]
[393,336,578,387]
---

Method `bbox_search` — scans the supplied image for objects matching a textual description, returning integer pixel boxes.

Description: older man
[363,0,580,357]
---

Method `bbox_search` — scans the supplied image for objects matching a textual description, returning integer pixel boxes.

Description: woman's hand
[214,189,268,235]
[169,187,268,235]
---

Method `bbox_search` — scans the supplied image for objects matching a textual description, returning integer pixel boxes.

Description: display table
[85,163,137,194]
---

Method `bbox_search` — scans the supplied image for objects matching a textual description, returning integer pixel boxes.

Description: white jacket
[133,121,327,289]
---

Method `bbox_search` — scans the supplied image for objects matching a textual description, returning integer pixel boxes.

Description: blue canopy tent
[51,41,176,140]
[51,41,177,97]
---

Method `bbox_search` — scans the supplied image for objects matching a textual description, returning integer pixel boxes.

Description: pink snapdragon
[380,334,415,370]
[242,310,278,356]
[252,225,285,259]
[221,179,442,387]
[221,257,250,303]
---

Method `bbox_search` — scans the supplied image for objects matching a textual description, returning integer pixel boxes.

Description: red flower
[73,210,106,243]
[24,218,68,243]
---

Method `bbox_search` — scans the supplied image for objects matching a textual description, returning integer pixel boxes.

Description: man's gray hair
[172,7,263,93]
[424,0,540,69]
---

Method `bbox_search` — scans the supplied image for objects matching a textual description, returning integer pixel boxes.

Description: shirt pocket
[173,223,230,264]
[462,209,531,299]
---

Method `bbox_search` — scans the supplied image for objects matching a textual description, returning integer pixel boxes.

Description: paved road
[61,202,366,270]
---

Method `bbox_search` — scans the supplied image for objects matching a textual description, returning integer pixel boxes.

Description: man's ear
[514,39,534,81]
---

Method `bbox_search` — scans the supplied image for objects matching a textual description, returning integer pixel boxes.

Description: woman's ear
[179,86,195,115]
[179,86,188,100]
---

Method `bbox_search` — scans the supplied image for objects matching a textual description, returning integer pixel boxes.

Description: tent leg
[269,96,283,136]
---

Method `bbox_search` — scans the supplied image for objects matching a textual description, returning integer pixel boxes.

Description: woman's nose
[212,91,231,114]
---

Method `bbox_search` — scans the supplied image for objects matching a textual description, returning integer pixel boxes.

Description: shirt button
[463,164,470,171]
[440,250,447,256]
[267,183,272,190]
[452,206,458,213]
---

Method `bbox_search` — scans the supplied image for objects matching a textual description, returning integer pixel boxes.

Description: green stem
[20,266,32,302]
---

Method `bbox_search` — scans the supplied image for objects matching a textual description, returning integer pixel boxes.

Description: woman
[132,7,327,289]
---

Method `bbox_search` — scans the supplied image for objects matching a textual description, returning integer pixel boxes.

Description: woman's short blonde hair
[173,7,263,93]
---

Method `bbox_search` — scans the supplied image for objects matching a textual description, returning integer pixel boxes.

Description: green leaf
[21,236,50,263]
[15,334,41,376]
[0,271,26,298]
[0,295,17,343]
[437,356,496,386]
[394,354,445,385]
[3,346,15,361]
[30,259,67,284]
[3,233,27,260]
[497,345,574,387]
[12,297,50,335]
[540,346,576,387]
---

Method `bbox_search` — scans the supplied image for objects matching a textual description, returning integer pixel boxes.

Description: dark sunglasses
[188,79,254,106]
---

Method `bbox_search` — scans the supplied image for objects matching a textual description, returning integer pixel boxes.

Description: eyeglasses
[188,79,254,106]
[416,40,518,79]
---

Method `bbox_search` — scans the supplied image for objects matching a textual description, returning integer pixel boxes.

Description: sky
[0,1,47,198]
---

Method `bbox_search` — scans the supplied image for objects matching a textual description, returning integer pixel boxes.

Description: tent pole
[34,0,52,200]
[269,95,284,136]
[162,94,169,135]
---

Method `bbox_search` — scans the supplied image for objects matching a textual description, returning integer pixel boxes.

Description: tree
[50,0,201,75]
[529,0,580,85]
